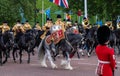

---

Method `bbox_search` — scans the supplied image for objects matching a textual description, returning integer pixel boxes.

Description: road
[0,52,120,76]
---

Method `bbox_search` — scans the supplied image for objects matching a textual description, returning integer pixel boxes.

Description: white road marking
[71,58,85,60]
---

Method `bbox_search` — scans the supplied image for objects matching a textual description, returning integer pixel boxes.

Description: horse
[113,29,120,55]
[38,25,73,70]
[12,29,36,63]
[65,25,83,58]
[0,30,14,65]
[84,26,98,57]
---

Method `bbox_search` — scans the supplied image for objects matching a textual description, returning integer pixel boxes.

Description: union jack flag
[49,0,69,8]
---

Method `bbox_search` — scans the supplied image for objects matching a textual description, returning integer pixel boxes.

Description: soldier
[66,19,72,29]
[12,20,25,36]
[96,26,117,76]
[105,21,114,30]
[117,21,120,29]
[82,17,90,29]
[23,20,32,32]
[1,21,10,34]
[55,14,66,32]
[34,22,42,31]
[42,18,53,31]
[40,18,53,39]
[82,17,91,35]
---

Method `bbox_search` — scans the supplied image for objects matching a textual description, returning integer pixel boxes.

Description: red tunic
[95,45,116,76]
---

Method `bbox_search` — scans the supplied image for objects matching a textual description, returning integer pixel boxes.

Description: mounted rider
[82,17,91,35]
[117,21,120,29]
[23,20,32,32]
[40,18,53,39]
[12,20,25,36]
[105,20,114,30]
[34,22,42,31]
[0,21,10,34]
[55,15,66,32]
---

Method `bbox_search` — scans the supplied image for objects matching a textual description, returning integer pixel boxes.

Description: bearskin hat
[97,25,110,45]
[57,14,61,18]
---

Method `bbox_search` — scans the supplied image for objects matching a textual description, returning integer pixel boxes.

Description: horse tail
[38,39,45,61]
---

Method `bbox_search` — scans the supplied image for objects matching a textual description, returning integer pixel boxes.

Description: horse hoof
[87,53,91,57]
[60,60,67,66]
[65,66,73,70]
[41,63,47,68]
[81,52,85,56]
[51,64,57,69]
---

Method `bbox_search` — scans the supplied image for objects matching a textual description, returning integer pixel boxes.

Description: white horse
[38,25,73,70]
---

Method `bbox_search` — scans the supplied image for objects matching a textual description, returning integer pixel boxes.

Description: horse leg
[40,53,47,67]
[12,48,16,63]
[0,51,2,66]
[46,49,57,69]
[2,50,8,64]
[19,49,22,64]
[27,51,30,64]
[63,51,73,70]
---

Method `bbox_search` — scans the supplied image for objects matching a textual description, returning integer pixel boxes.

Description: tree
[0,0,35,26]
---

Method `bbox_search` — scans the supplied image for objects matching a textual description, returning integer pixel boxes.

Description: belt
[98,60,110,64]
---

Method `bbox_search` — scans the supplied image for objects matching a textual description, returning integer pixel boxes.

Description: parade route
[0,53,119,76]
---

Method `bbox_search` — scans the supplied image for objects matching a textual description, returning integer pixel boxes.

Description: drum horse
[38,25,74,70]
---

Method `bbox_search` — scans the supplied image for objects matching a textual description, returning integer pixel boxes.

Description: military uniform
[82,18,90,29]
[12,23,25,36]
[54,15,65,32]
[117,22,120,29]
[40,19,53,39]
[35,22,42,30]
[105,21,114,30]
[96,26,116,76]
[1,22,10,34]
[23,21,32,32]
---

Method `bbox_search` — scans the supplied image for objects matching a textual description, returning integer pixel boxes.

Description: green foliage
[0,0,35,26]
[0,0,119,26]
[68,0,120,21]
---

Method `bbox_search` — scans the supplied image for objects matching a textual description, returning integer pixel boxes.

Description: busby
[57,14,61,18]
[97,25,110,45]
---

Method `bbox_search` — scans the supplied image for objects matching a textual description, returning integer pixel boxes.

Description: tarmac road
[0,52,120,76]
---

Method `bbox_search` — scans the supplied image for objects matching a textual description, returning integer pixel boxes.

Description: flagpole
[84,0,87,18]
[42,0,44,26]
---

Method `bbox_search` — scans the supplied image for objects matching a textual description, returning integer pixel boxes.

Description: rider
[12,20,25,36]
[117,21,120,29]
[55,14,66,32]
[34,22,42,31]
[82,17,91,35]
[23,20,32,32]
[96,25,117,76]
[1,21,10,34]
[105,20,114,30]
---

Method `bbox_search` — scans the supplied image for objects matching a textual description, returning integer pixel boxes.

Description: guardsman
[12,20,25,36]
[66,19,72,29]
[82,17,91,35]
[1,21,10,34]
[34,22,42,31]
[117,21,120,29]
[40,18,52,39]
[42,18,52,31]
[105,21,114,30]
[82,17,90,29]
[55,15,66,32]
[96,26,117,76]
[23,20,32,32]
